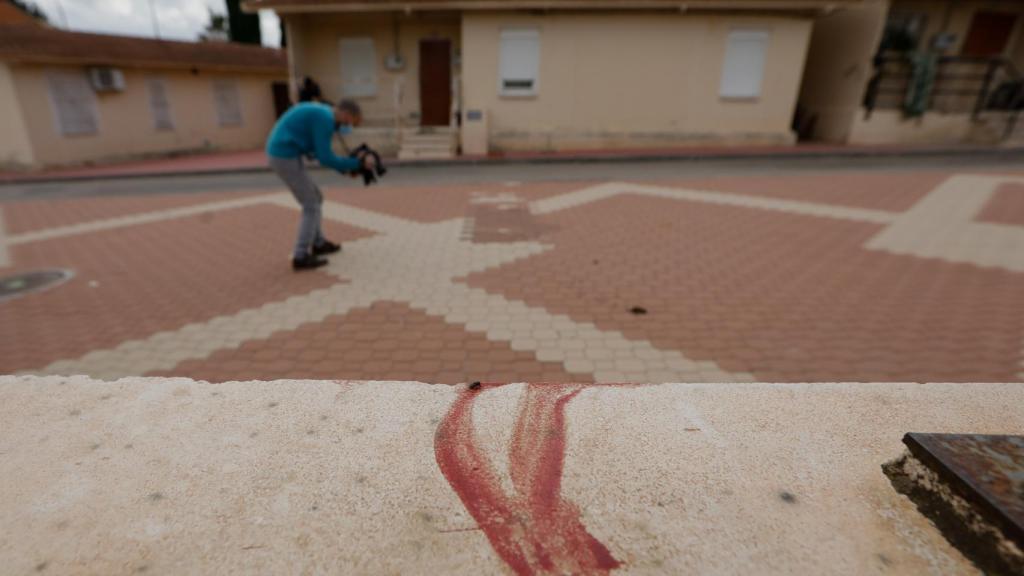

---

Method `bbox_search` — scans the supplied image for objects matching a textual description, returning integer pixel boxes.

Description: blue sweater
[265,103,360,172]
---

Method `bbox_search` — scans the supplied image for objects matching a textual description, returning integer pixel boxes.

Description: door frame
[418,38,453,127]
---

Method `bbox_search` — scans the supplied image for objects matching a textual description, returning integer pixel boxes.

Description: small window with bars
[47,71,99,136]
[213,79,243,127]
[147,77,174,131]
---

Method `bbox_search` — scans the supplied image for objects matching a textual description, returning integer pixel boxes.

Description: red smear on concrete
[435,383,620,575]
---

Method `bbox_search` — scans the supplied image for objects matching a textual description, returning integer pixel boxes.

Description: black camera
[349,144,387,186]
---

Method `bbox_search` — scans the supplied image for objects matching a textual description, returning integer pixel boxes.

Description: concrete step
[398,128,456,160]
[1,376,1011,575]
[400,141,454,151]
[397,149,455,160]
[402,134,454,144]
[403,125,454,135]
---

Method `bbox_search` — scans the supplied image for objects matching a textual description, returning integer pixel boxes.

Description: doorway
[419,38,452,126]
[961,12,1017,57]
[271,81,291,118]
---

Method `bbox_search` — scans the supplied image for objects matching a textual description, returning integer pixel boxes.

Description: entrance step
[398,127,457,160]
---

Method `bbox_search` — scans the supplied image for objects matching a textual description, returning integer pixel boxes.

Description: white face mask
[336,124,353,136]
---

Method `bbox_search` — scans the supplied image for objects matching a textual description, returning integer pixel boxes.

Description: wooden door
[419,39,452,126]
[271,81,291,118]
[961,12,1017,57]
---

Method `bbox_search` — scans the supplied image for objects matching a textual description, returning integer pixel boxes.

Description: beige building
[247,0,876,158]
[247,0,1024,156]
[0,20,287,170]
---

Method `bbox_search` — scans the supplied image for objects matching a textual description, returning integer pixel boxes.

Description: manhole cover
[904,433,1023,544]
[0,270,74,303]
[886,433,1024,574]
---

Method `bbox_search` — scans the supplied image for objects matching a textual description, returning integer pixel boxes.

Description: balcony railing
[863,54,1024,138]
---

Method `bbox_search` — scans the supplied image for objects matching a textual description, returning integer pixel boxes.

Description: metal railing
[863,54,1024,139]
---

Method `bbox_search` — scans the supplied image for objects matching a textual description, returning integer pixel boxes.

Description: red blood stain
[434,383,621,575]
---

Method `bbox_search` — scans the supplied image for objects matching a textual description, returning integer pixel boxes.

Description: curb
[3,145,1023,186]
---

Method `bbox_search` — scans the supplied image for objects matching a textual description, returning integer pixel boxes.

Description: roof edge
[244,0,863,14]
[3,54,286,75]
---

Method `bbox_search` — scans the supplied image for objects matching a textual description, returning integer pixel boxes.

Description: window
[719,30,769,100]
[47,71,98,136]
[212,79,242,127]
[147,78,174,131]
[339,37,377,97]
[499,29,540,96]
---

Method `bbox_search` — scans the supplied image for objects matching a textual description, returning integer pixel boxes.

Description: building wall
[848,109,974,144]
[461,12,812,152]
[0,63,34,168]
[796,1,890,143]
[11,64,282,168]
[286,12,461,126]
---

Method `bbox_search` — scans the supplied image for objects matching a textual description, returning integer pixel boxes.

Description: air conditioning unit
[88,67,125,92]
[385,54,405,71]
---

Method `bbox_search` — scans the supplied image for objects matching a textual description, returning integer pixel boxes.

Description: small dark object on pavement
[350,143,388,186]
[630,306,648,315]
[469,381,482,390]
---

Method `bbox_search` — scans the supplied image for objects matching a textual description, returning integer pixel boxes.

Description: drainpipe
[939,0,956,35]
[393,13,404,149]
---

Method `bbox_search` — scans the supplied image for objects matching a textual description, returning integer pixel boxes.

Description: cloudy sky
[27,0,281,47]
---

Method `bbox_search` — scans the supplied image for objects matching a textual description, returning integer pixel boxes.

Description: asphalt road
[1,153,1021,202]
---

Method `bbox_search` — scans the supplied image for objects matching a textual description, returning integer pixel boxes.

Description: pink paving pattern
[149,302,581,383]
[4,190,267,235]
[462,193,1024,382]
[975,182,1024,226]
[1,204,369,373]
[674,171,951,212]
[4,169,1024,384]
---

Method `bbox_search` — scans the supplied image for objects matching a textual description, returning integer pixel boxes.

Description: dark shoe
[292,254,328,271]
[312,240,341,256]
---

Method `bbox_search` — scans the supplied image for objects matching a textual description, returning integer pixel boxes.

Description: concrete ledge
[2,376,1022,574]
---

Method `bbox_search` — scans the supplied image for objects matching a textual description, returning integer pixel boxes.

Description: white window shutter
[499,29,540,95]
[339,37,377,98]
[47,71,98,136]
[213,80,242,127]
[147,78,174,131]
[719,30,769,99]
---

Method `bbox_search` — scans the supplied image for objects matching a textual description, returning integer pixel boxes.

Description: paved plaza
[3,166,1024,383]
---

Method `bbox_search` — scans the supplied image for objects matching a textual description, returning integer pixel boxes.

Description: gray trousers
[269,155,325,259]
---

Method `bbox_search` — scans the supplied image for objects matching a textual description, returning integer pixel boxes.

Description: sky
[26,0,281,47]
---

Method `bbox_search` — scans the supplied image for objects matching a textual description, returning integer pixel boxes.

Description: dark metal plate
[903,433,1024,548]
[0,269,73,303]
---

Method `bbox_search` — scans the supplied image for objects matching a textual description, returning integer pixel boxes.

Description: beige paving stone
[8,194,287,246]
[564,359,595,374]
